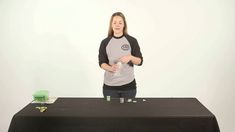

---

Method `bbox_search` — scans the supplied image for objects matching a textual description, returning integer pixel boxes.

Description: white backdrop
[0,0,235,131]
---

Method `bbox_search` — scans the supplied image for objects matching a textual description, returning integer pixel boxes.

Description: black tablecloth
[8,98,220,132]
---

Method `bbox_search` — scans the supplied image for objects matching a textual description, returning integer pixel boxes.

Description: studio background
[0,0,234,132]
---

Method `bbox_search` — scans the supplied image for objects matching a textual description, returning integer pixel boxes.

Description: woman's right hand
[110,64,119,73]
[101,63,118,73]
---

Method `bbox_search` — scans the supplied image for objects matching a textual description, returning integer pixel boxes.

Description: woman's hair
[108,12,128,37]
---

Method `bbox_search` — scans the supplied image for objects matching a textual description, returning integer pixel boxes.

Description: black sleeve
[126,35,143,66]
[98,38,110,67]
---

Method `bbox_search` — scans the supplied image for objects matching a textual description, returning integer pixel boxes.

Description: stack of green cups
[33,90,49,102]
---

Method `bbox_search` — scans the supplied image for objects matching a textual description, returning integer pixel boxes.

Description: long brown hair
[108,12,128,37]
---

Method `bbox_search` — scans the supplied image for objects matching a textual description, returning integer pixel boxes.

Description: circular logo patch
[121,44,130,51]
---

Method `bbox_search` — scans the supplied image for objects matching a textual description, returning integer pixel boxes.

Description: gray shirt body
[105,36,134,86]
[99,34,143,87]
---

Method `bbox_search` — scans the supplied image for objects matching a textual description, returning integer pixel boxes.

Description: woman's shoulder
[125,34,138,42]
[100,36,112,45]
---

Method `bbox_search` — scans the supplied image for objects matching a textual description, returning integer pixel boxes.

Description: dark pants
[103,89,136,98]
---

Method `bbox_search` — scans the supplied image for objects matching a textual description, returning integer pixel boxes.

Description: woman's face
[112,16,124,36]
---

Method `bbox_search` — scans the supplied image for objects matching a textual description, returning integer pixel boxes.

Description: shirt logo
[121,44,130,51]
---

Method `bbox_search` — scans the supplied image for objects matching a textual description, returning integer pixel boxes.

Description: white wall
[0,0,234,131]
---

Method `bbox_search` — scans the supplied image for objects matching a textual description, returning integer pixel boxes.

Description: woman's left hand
[119,54,132,64]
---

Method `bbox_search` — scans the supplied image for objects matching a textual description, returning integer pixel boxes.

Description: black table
[8,98,220,132]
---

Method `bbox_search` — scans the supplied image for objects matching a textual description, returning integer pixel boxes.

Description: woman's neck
[113,32,123,37]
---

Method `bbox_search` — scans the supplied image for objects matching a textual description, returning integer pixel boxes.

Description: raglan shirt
[98,35,143,86]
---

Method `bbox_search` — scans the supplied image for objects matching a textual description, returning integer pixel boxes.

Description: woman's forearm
[119,54,142,65]
[130,55,142,65]
[101,63,113,72]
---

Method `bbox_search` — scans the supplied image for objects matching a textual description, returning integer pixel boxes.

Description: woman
[98,12,143,99]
